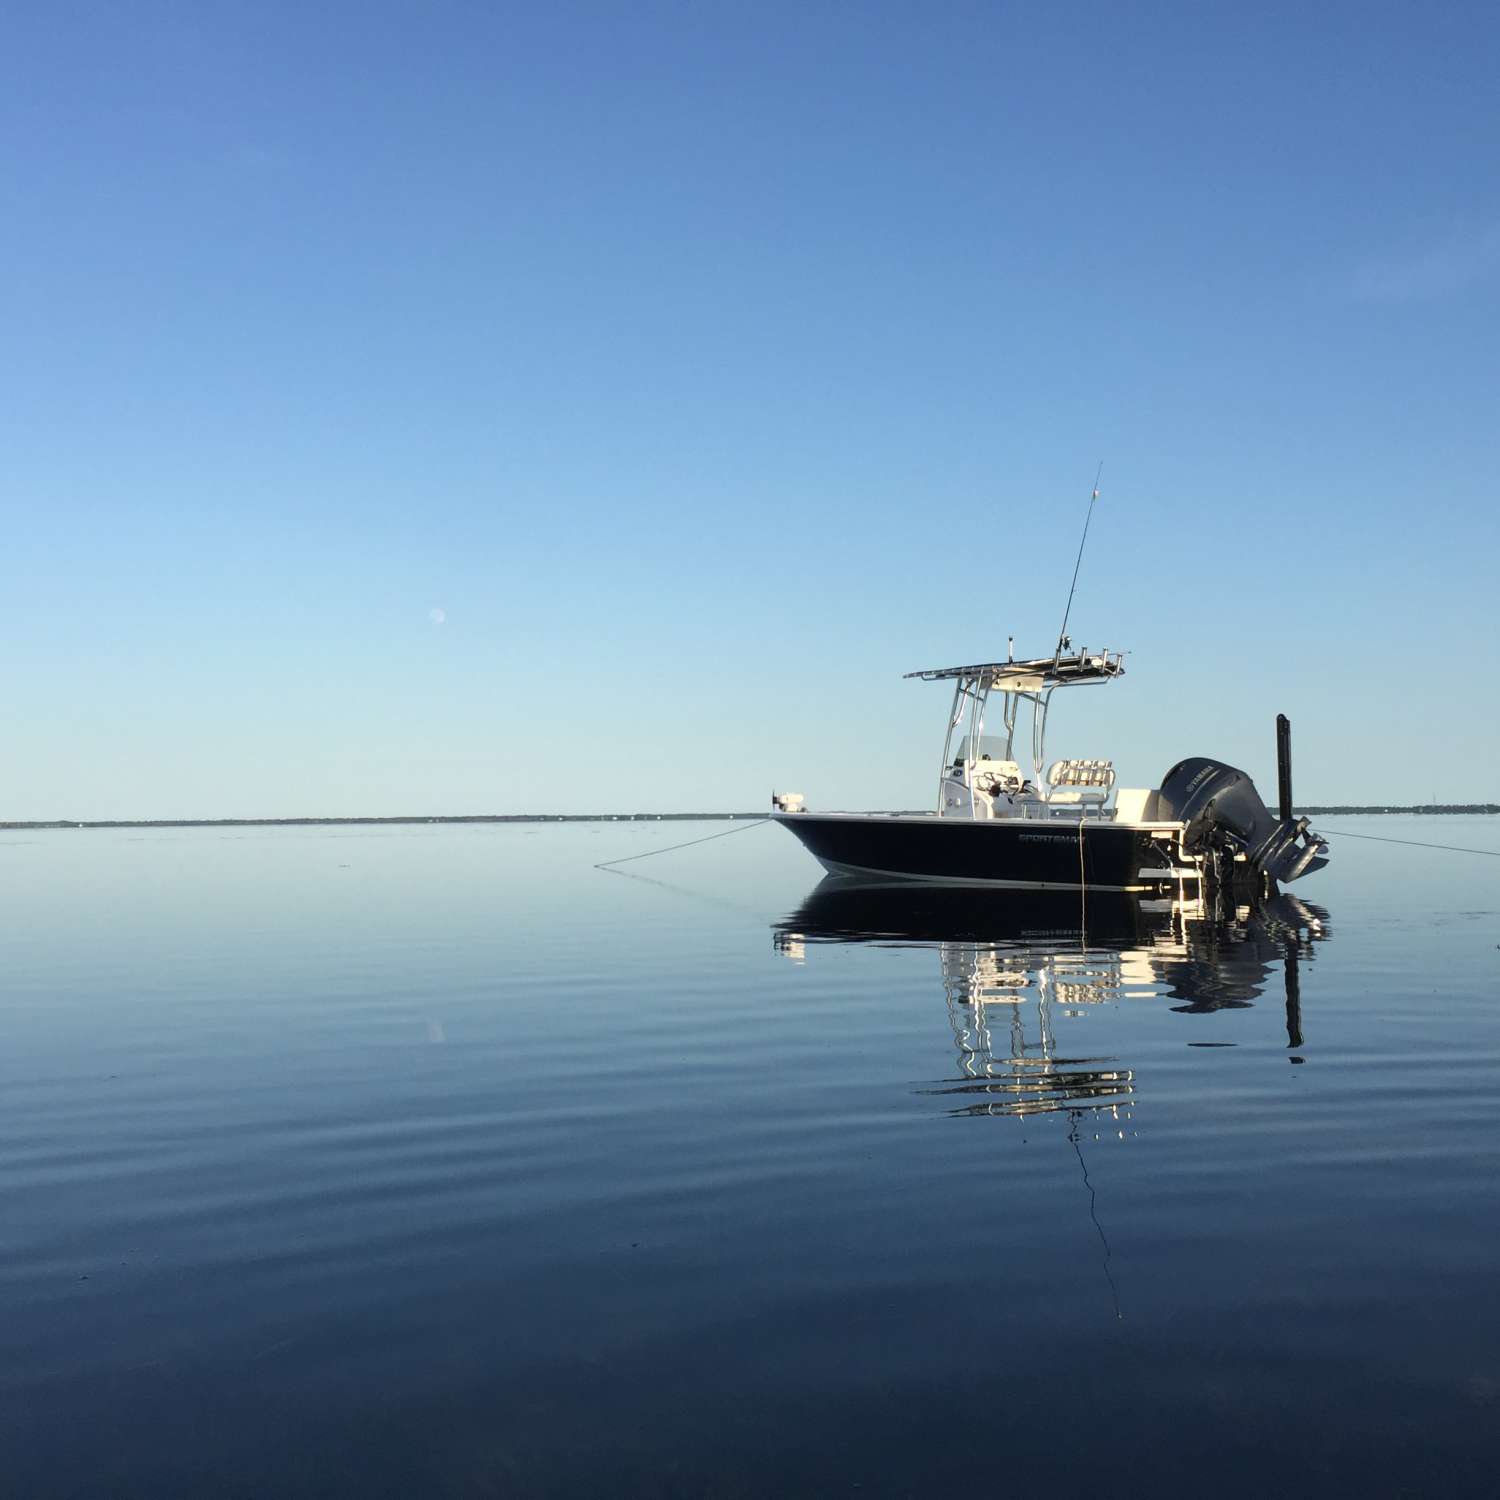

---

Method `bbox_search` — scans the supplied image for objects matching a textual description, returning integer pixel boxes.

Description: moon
[429,607,446,626]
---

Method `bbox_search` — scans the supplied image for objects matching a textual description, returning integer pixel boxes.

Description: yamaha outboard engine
[1157,717,1329,887]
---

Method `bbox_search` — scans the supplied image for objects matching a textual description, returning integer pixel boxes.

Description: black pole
[1284,947,1304,1050]
[1276,713,1293,822]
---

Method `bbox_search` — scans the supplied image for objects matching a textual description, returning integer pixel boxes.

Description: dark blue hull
[772,812,1170,890]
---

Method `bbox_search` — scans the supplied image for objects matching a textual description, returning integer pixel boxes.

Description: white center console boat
[771,644,1329,894]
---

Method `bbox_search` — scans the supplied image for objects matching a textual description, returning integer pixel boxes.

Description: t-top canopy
[904,649,1125,691]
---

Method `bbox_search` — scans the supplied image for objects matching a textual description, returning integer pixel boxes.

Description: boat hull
[771,812,1169,890]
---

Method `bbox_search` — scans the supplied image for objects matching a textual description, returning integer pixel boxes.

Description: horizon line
[5,804,1499,831]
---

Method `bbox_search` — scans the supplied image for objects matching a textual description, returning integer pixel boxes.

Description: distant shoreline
[4,805,1497,831]
[2,814,771,830]
[1295,805,1499,816]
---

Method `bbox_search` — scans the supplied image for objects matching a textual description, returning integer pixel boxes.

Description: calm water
[4,818,1499,1496]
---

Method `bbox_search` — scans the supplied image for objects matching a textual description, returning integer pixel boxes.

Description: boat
[770,644,1330,894]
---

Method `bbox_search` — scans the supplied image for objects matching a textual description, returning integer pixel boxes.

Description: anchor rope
[1317,828,1500,858]
[593,817,772,870]
[592,817,1498,874]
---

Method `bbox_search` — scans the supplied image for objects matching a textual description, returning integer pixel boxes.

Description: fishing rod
[1054,460,1104,663]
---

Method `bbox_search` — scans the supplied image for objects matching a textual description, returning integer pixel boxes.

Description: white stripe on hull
[813,856,1153,891]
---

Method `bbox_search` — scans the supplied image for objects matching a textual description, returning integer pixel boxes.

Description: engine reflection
[773,880,1329,1118]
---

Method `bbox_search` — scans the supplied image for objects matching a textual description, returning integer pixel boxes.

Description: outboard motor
[1157,717,1329,886]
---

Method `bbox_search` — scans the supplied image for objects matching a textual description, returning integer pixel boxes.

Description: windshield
[956,735,1018,763]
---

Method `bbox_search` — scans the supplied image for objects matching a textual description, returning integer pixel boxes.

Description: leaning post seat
[1045,758,1116,808]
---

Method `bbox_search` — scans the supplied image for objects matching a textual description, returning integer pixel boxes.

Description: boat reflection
[773,880,1329,1118]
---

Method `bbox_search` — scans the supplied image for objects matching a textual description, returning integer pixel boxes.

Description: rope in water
[1318,828,1500,858]
[593,817,772,870]
[592,814,1497,871]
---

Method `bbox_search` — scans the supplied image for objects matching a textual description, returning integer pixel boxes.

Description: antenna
[1054,461,1104,662]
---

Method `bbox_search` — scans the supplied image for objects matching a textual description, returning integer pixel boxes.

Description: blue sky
[3,1,1497,817]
